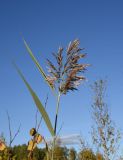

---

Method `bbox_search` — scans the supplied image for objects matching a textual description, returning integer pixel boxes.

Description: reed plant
[15,39,89,159]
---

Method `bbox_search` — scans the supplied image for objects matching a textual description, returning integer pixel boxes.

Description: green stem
[51,90,61,160]
[51,92,61,160]
[54,92,61,135]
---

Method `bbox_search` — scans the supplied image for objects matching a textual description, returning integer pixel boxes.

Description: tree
[33,147,45,160]
[13,144,46,160]
[13,144,28,160]
[91,80,121,160]
[78,148,96,160]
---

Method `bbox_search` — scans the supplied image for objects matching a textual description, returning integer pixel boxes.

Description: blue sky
[0,0,123,149]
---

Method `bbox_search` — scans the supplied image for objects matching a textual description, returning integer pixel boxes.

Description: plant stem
[51,92,61,160]
[54,92,61,135]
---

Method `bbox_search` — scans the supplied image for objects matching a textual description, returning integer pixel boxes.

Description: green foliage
[78,149,96,160]
[13,144,28,160]
[13,144,46,160]
[32,147,46,160]
[0,148,17,160]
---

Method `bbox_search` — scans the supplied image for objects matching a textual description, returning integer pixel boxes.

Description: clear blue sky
[0,0,123,149]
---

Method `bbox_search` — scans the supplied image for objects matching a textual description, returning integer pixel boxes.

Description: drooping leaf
[23,39,54,91]
[14,63,55,137]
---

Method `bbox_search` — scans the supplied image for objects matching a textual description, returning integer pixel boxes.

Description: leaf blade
[14,63,55,137]
[23,39,54,91]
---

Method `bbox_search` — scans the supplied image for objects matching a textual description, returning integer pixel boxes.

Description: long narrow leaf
[14,63,55,137]
[23,39,54,91]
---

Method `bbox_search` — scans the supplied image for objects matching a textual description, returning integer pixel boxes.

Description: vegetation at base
[0,145,46,160]
[0,145,106,160]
